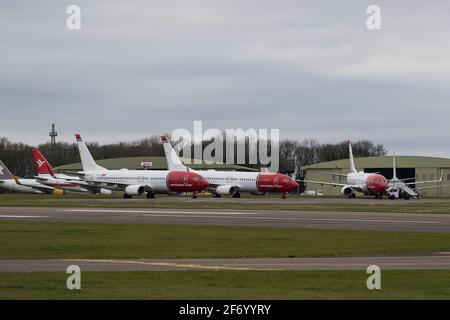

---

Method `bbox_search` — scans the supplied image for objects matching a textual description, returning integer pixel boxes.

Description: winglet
[392,154,397,180]
[75,134,82,141]
[13,176,22,185]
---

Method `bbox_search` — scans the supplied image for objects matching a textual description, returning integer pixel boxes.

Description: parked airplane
[301,141,388,199]
[160,136,299,198]
[31,148,112,194]
[387,154,443,200]
[0,160,64,194]
[74,134,209,198]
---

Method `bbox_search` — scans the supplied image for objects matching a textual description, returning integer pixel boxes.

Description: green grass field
[2,193,450,213]
[1,221,449,259]
[1,270,449,299]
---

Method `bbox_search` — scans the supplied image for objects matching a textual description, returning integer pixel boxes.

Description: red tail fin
[31,148,56,176]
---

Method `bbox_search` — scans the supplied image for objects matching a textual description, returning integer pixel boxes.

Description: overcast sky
[1,1,450,156]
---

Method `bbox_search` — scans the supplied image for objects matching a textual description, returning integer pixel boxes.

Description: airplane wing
[316,171,348,177]
[81,179,153,192]
[34,176,51,182]
[204,182,239,191]
[404,171,443,186]
[299,179,359,189]
[58,170,86,177]
[14,177,57,193]
[415,183,450,191]
[396,177,416,182]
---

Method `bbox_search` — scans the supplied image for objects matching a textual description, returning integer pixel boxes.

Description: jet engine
[50,189,65,195]
[340,186,353,196]
[215,185,236,196]
[99,188,112,195]
[124,185,146,196]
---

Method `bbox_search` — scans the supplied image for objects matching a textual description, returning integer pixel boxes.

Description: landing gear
[281,193,287,199]
[192,192,198,199]
[212,192,221,198]
[146,192,155,199]
[232,192,241,198]
[348,193,356,199]
[123,193,132,199]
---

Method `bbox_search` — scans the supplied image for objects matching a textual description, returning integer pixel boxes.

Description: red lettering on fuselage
[166,171,208,192]
[256,173,299,193]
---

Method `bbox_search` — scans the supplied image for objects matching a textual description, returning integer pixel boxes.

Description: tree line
[279,139,387,169]
[0,136,386,177]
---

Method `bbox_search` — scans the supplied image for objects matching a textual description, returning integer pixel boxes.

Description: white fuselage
[84,170,172,193]
[192,170,298,194]
[0,179,48,194]
[199,171,260,192]
[347,172,371,192]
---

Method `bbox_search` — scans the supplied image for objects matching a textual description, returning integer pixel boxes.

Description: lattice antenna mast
[49,123,58,163]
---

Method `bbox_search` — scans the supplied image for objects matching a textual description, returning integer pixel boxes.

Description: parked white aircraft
[74,134,209,198]
[301,142,388,199]
[0,160,63,194]
[160,136,299,198]
[31,148,112,195]
[387,155,443,200]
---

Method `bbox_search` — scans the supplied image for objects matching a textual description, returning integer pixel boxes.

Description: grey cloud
[1,0,450,157]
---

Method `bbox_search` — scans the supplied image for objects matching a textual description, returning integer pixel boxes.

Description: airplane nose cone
[199,179,209,189]
[367,174,388,193]
[289,180,299,191]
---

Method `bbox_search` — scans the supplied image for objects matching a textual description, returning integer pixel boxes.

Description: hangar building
[303,156,450,198]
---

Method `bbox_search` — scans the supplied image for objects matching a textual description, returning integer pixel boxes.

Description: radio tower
[49,123,58,163]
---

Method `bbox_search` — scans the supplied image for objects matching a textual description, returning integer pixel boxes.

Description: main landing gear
[281,193,287,199]
[192,192,198,199]
[123,193,132,199]
[146,192,155,199]
[232,192,241,198]
[348,193,356,199]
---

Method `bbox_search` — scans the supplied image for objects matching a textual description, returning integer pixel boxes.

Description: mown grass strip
[0,221,449,259]
[1,270,449,300]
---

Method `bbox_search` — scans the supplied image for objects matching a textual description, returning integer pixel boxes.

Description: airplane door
[274,175,279,187]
